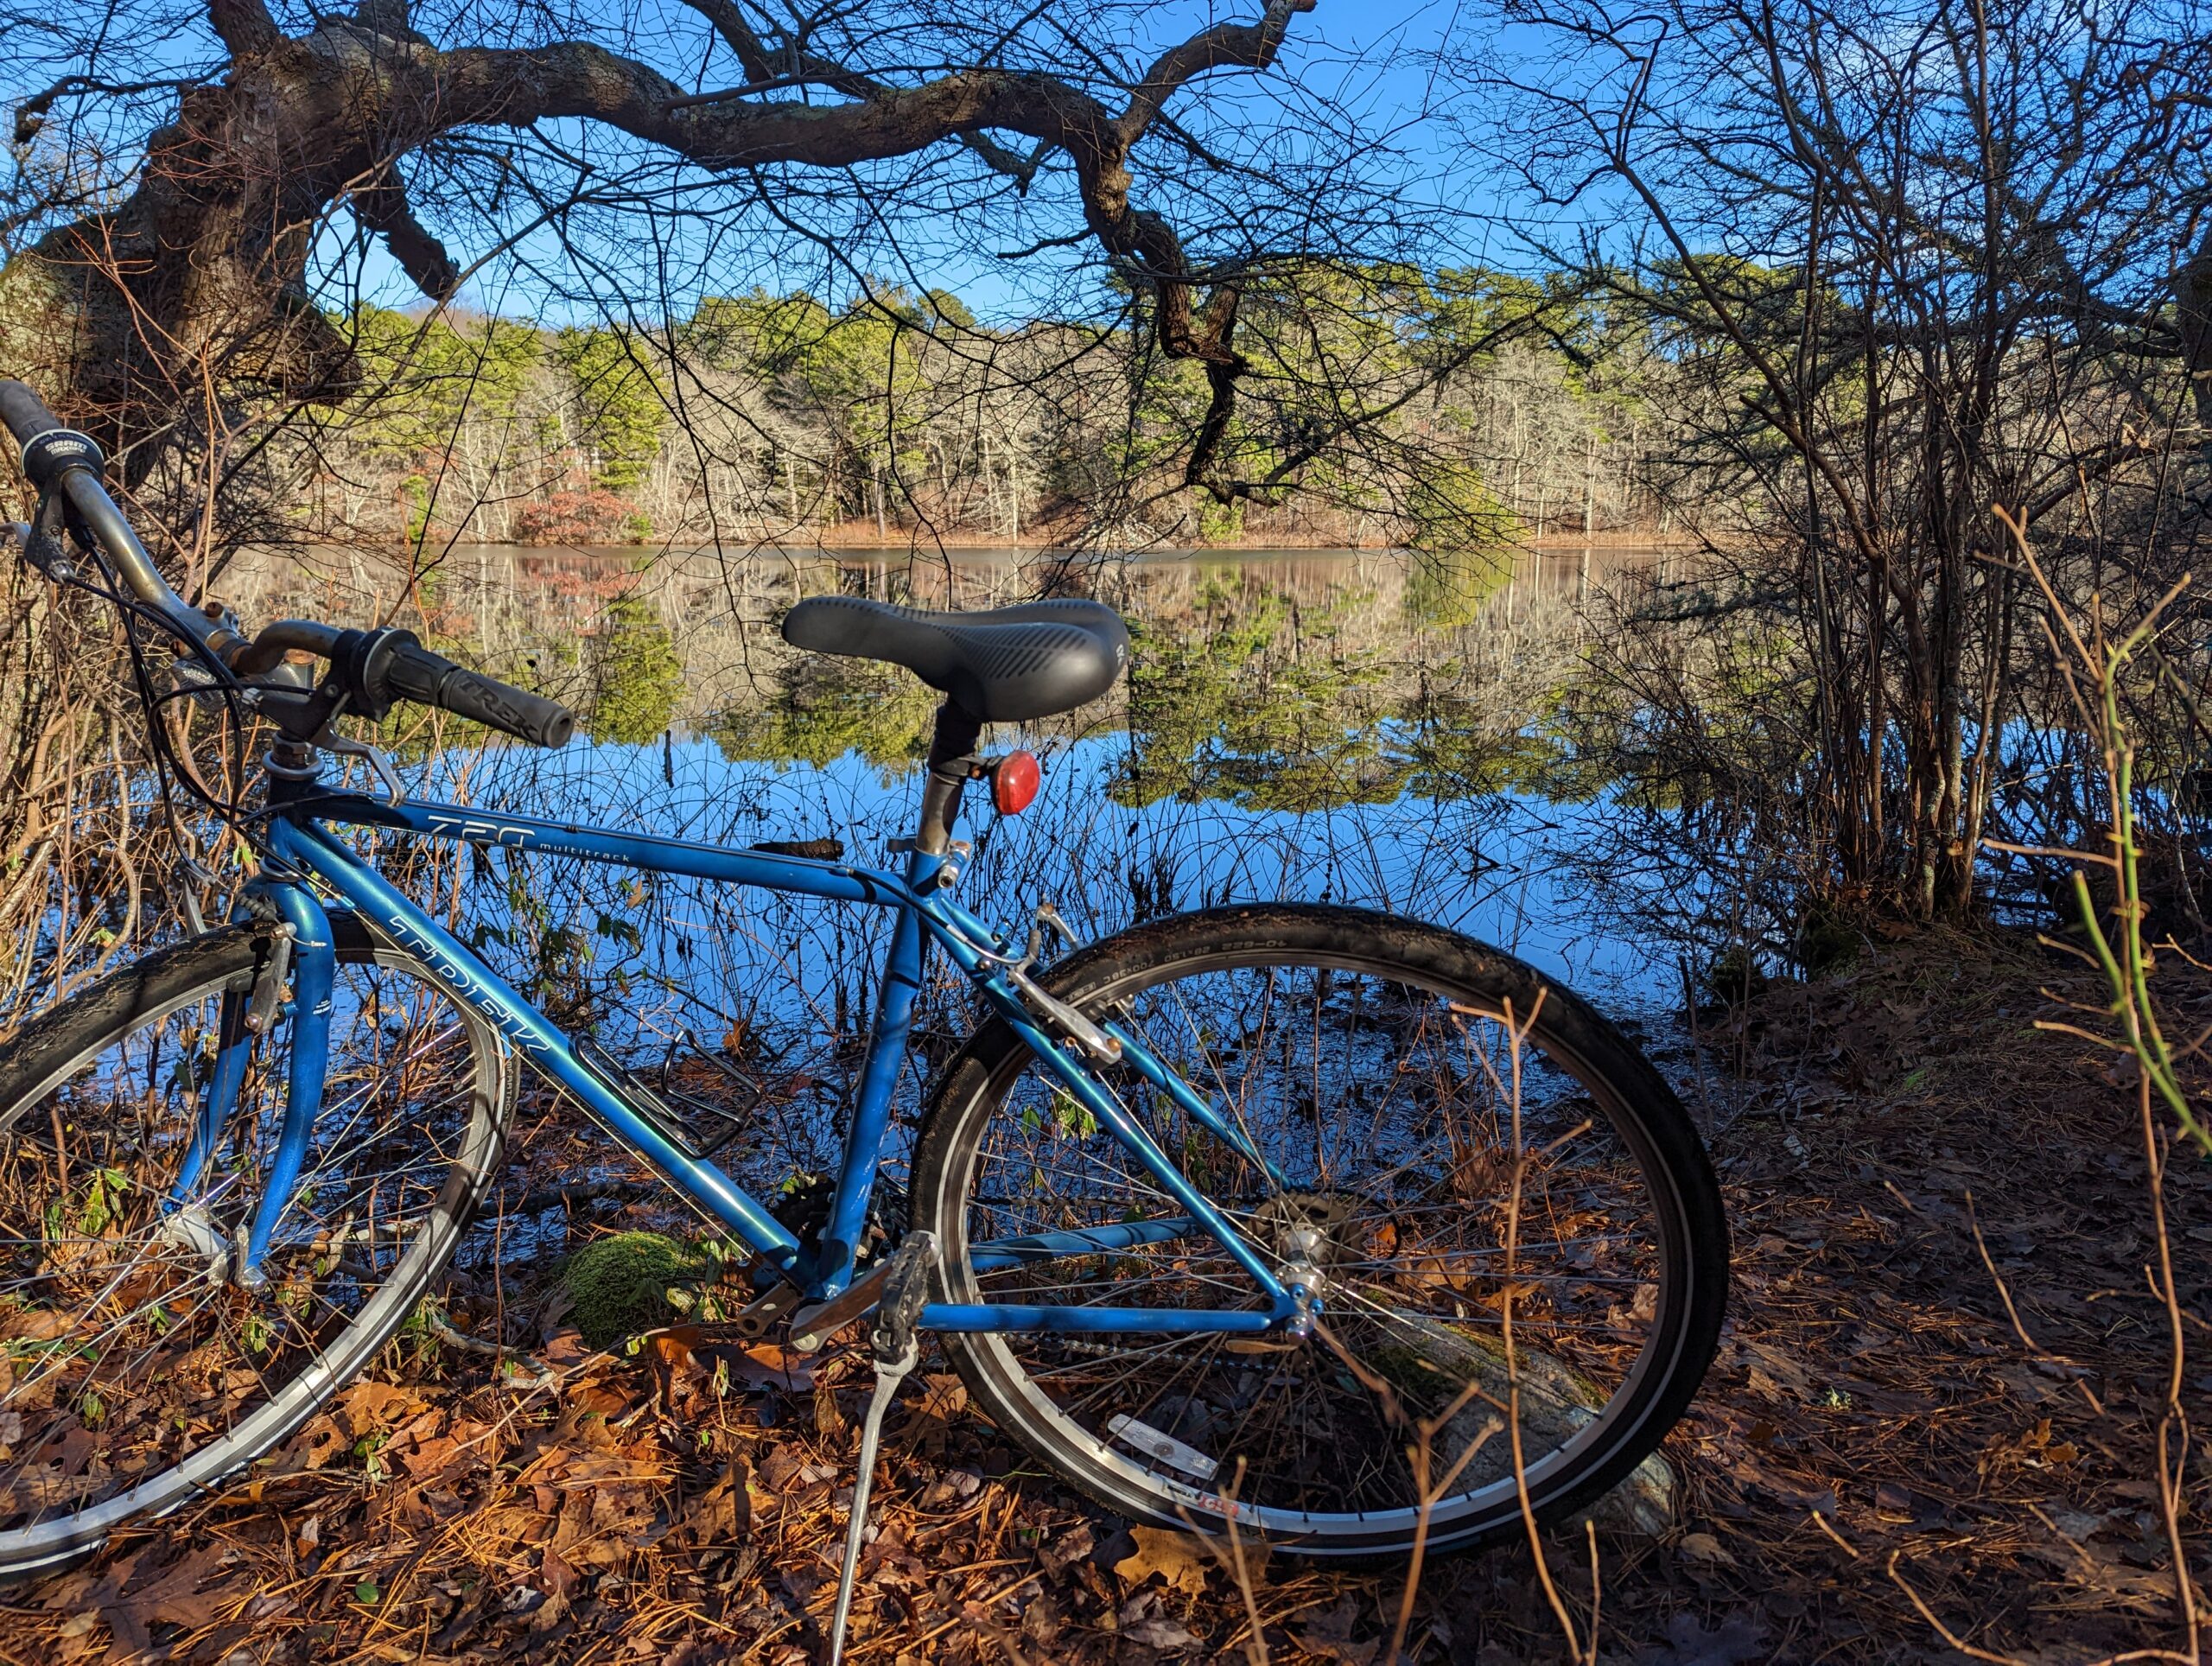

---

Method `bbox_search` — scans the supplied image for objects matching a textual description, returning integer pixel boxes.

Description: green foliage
[1193,495,1245,544]
[322,265,1638,550]
[690,288,933,520]
[918,288,977,332]
[553,327,666,490]
[1091,260,1624,542]
[588,597,683,745]
[1402,461,1518,559]
[1795,897,1863,975]
[1397,692,1570,800]
[349,305,542,461]
[562,1231,711,1349]
[711,653,939,773]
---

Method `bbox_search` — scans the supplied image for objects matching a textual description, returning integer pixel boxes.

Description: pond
[228,542,1681,968]
[219,539,1698,1201]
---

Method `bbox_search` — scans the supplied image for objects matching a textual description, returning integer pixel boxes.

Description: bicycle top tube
[283,788,940,912]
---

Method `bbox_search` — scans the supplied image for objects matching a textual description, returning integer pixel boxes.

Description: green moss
[1705,946,1770,1008]
[1795,898,1863,976]
[562,1230,709,1349]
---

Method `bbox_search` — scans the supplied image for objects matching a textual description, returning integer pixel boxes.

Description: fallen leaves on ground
[4,925,2206,1663]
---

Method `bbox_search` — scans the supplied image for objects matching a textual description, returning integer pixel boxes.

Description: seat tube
[819,702,980,1294]
[239,880,337,1283]
[821,870,930,1292]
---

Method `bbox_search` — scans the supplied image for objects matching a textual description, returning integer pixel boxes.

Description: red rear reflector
[992,750,1041,814]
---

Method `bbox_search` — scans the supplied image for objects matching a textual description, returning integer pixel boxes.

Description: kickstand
[828,1229,936,1666]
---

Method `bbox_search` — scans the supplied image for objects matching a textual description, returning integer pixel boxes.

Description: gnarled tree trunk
[3,0,1313,490]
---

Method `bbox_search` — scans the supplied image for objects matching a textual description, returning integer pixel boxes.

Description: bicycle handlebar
[384,633,577,747]
[0,380,62,448]
[3,377,575,748]
[2,378,249,665]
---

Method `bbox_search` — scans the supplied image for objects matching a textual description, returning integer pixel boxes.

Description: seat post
[913,701,983,855]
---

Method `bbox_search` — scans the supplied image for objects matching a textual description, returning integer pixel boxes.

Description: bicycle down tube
[251,790,1297,1332]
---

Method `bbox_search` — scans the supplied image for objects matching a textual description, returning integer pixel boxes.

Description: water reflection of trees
[588,599,684,747]
[220,539,1643,814]
[710,659,939,775]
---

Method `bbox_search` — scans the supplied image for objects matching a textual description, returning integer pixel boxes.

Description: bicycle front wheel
[912,903,1726,1558]
[0,920,512,1579]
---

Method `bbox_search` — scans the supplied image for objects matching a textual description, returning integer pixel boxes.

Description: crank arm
[731,1277,805,1339]
[787,1260,892,1353]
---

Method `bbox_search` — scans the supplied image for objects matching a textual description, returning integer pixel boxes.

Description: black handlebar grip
[0,380,63,449]
[385,637,576,747]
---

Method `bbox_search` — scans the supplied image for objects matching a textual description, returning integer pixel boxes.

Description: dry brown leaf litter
[3,925,2205,1666]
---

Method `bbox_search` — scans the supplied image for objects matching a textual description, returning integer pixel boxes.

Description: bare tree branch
[1116,0,1315,146]
[353,172,460,302]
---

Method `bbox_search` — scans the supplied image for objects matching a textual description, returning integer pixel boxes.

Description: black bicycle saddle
[779,596,1130,722]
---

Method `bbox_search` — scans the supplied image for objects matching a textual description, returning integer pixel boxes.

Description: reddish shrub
[513,490,650,545]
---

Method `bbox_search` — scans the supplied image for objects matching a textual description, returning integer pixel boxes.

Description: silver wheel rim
[0,942,507,1570]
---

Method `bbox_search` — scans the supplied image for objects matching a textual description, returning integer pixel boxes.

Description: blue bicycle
[0,379,1726,1595]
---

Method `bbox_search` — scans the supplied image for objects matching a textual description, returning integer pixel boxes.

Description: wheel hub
[1251,1191,1364,1326]
[1251,1191,1363,1266]
[154,1205,231,1285]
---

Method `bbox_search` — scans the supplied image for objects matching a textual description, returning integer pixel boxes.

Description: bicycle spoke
[934,940,1685,1536]
[0,945,497,1540]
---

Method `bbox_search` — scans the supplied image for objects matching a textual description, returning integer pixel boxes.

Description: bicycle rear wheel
[0,919,511,1579]
[912,903,1726,1558]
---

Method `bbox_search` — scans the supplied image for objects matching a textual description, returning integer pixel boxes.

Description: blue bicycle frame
[194,785,1299,1341]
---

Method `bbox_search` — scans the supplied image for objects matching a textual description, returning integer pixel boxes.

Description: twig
[1180,1459,1270,1666]
[422,1301,557,1386]
[1492,991,1594,1666]
[1963,1190,2043,1355]
[1887,1551,2027,1663]
[2135,1078,2201,1660]
[1809,1508,1860,1560]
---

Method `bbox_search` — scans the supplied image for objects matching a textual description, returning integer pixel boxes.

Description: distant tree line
[283,271,1669,554]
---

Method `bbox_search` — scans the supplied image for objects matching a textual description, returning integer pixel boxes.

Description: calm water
[222,539,1694,1199]
[232,540,1674,964]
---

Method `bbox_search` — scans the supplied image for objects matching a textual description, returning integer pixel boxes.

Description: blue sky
[318,0,1503,327]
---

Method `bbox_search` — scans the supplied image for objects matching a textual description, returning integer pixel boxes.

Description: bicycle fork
[163,880,337,1288]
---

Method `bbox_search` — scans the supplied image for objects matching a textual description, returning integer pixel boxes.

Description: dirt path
[7,926,2205,1665]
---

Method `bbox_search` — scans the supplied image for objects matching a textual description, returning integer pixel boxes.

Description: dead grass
[3,922,2206,1666]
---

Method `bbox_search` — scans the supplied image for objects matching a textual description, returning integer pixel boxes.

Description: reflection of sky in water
[280,544,1700,1203]
[402,721,1665,1011]
[388,726,1675,1211]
